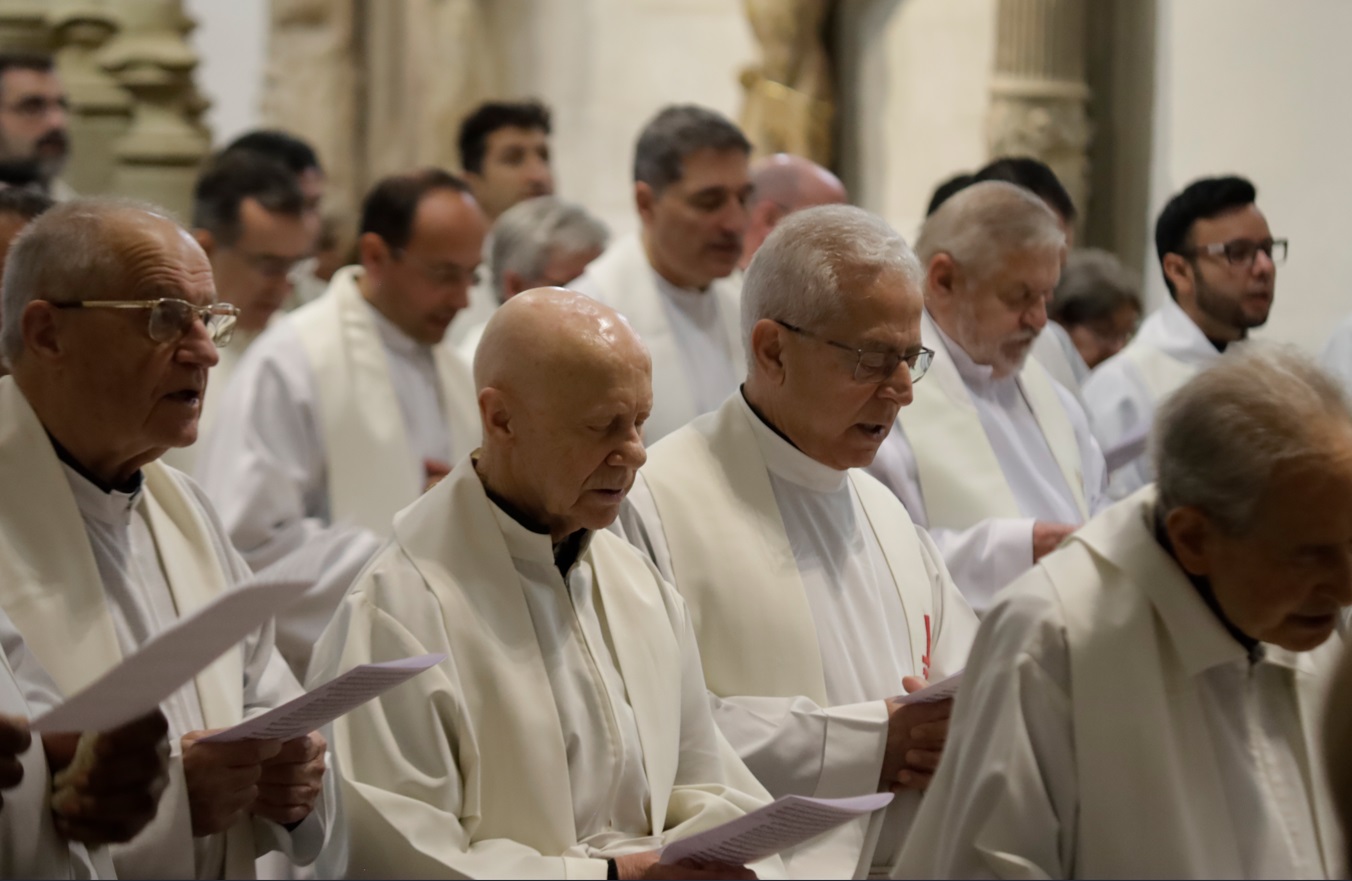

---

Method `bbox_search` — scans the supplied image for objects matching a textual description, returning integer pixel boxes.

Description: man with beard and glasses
[0,53,72,200]
[868,182,1108,612]
[572,105,753,443]
[1084,176,1281,499]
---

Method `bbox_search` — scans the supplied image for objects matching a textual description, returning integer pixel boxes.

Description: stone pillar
[99,0,208,219]
[987,0,1092,221]
[0,0,53,53]
[49,0,129,195]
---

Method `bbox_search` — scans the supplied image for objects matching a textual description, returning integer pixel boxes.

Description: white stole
[1043,488,1344,878]
[290,265,480,536]
[582,234,743,441]
[640,395,932,705]
[899,312,1087,527]
[0,378,255,877]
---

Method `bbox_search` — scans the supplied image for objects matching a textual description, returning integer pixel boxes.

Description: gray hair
[740,204,924,371]
[915,180,1065,284]
[1154,345,1352,534]
[489,196,608,303]
[1,197,174,366]
[633,104,750,195]
[1050,248,1142,327]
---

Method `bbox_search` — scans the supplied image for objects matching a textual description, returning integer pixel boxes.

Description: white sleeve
[1320,316,1352,394]
[1082,356,1153,501]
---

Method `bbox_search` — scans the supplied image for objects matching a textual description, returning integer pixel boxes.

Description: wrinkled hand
[1032,521,1077,562]
[881,676,953,792]
[251,732,326,827]
[614,849,757,880]
[423,459,452,492]
[45,709,170,844]
[0,714,31,809]
[182,731,282,836]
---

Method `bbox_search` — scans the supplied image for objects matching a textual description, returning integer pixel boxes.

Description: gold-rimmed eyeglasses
[52,298,240,346]
[775,320,935,384]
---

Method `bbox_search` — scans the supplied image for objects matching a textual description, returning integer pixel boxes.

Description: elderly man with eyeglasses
[195,168,486,679]
[0,199,335,879]
[619,205,979,878]
[1084,175,1283,500]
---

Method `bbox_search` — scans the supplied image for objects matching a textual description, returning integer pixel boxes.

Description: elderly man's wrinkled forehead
[64,207,210,300]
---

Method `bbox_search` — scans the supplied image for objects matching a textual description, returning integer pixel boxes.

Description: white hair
[490,196,608,302]
[1154,344,1352,534]
[1,197,173,367]
[914,180,1065,283]
[740,204,924,371]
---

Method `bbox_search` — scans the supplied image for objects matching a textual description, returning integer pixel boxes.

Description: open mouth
[165,389,202,406]
[855,423,889,440]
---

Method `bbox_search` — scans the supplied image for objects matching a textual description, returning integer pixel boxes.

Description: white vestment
[868,313,1107,612]
[1030,322,1088,397]
[1319,311,1352,397]
[195,265,480,679]
[0,378,335,880]
[896,487,1345,880]
[571,233,743,443]
[307,458,783,879]
[0,606,109,879]
[1081,296,1225,498]
[620,393,979,877]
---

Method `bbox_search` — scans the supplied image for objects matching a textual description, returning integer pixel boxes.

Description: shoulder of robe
[590,527,690,629]
[981,558,1072,657]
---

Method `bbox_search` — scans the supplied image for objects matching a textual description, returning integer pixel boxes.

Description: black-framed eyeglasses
[1185,237,1288,268]
[775,320,934,384]
[391,249,481,288]
[52,298,240,346]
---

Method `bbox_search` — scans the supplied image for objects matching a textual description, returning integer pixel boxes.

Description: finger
[904,748,943,772]
[185,737,282,767]
[54,787,161,827]
[0,716,31,754]
[267,734,322,765]
[907,719,951,744]
[901,675,928,694]
[101,710,169,749]
[194,763,264,795]
[258,753,326,785]
[0,757,23,790]
[82,747,170,793]
[254,781,321,808]
[900,698,954,726]
[892,769,935,791]
[251,800,313,827]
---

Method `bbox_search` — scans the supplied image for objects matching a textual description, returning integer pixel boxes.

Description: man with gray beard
[868,181,1108,612]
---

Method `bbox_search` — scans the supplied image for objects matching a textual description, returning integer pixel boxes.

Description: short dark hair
[1154,175,1257,298]
[973,156,1077,222]
[0,52,54,83]
[0,185,52,221]
[926,172,975,216]
[223,129,322,176]
[633,104,750,195]
[457,100,552,175]
[360,168,470,251]
[192,151,305,246]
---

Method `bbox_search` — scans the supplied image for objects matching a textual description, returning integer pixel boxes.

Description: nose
[608,424,647,470]
[526,156,553,189]
[878,362,914,406]
[1251,248,1276,278]
[1024,294,1050,332]
[177,319,220,368]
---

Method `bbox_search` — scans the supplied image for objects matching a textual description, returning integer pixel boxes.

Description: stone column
[987,0,1092,221]
[99,0,208,219]
[49,0,129,195]
[0,0,52,53]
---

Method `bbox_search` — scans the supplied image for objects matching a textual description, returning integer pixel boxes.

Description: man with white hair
[899,347,1351,878]
[737,153,847,271]
[309,288,777,879]
[868,181,1107,611]
[0,199,334,878]
[621,205,978,877]
[455,194,608,360]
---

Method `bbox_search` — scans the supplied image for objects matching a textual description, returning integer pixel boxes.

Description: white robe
[896,487,1345,880]
[1319,311,1352,397]
[0,607,110,879]
[869,313,1107,612]
[620,393,979,877]
[1081,296,1225,499]
[1030,322,1088,397]
[571,233,743,443]
[307,457,783,879]
[195,265,480,679]
[0,378,336,880]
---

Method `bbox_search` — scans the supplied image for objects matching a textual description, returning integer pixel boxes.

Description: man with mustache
[1085,176,1281,499]
[620,205,978,876]
[572,104,753,442]
[868,182,1108,612]
[0,53,72,200]
[308,288,779,879]
[899,348,1351,878]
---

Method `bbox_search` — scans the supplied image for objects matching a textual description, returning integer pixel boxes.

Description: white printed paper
[895,669,963,706]
[201,653,446,743]
[659,792,893,866]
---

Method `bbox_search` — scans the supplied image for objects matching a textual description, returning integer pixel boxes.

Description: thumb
[902,675,928,694]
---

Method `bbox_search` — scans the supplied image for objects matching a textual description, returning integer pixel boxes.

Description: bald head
[740,153,848,269]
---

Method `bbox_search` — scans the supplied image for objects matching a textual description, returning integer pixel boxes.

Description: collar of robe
[472,454,591,578]
[46,430,143,496]
[1152,505,1262,662]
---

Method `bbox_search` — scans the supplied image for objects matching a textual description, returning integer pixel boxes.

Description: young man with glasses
[1083,175,1283,499]
[619,205,978,877]
[0,53,71,199]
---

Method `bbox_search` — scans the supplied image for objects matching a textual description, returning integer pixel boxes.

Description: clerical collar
[472,455,591,577]
[1152,506,1263,663]
[738,388,848,493]
[47,431,143,496]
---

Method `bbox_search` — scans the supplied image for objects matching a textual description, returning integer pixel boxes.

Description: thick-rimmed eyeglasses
[775,320,934,384]
[52,298,240,346]
[1185,237,1288,268]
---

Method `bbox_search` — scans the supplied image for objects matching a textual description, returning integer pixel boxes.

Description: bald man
[308,289,783,879]
[738,154,847,271]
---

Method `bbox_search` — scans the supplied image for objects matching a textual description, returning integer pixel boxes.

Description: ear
[478,387,513,443]
[19,299,63,363]
[926,253,959,304]
[1162,253,1193,299]
[358,232,391,274]
[754,199,785,231]
[749,318,788,385]
[1163,505,1219,578]
[192,228,216,258]
[635,181,656,225]
[502,269,528,300]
